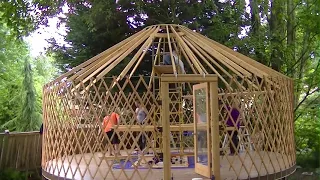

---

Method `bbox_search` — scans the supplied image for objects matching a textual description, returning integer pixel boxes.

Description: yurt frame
[42,24,296,180]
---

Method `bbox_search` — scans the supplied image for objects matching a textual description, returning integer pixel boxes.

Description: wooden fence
[0,131,42,173]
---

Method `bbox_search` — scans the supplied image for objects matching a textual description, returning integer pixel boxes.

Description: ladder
[221,126,253,152]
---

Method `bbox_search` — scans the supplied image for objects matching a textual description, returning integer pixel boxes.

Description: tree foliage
[0,25,58,132]
[2,59,42,131]
[0,0,319,168]
[45,0,320,168]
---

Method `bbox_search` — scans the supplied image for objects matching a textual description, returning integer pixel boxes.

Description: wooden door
[193,83,212,178]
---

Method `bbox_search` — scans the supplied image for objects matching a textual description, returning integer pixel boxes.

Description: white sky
[25,18,67,57]
[25,1,251,57]
[25,5,69,57]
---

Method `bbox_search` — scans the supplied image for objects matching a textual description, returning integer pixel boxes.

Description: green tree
[0,25,26,128]
[2,58,42,131]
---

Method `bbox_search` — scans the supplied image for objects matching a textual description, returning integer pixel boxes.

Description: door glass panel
[194,88,208,165]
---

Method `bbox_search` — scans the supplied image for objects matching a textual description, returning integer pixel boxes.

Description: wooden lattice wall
[42,24,295,180]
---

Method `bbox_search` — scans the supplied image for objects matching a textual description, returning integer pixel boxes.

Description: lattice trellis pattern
[43,76,198,180]
[217,75,295,179]
[42,24,296,180]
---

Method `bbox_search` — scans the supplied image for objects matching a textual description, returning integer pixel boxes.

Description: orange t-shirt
[103,112,119,132]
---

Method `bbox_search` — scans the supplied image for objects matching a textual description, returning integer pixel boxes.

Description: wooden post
[161,81,171,180]
[210,81,221,180]
[0,134,8,170]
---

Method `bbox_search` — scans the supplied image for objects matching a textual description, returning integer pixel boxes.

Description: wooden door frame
[160,74,220,180]
[193,82,211,178]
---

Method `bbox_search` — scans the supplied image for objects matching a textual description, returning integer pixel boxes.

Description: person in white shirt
[163,50,186,74]
[135,101,147,153]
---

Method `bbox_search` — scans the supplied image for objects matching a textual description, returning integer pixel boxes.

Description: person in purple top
[225,103,241,155]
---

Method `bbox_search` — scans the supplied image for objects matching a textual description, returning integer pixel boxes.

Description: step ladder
[221,126,253,152]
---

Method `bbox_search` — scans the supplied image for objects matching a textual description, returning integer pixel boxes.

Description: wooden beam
[96,27,158,81]
[169,26,204,74]
[182,27,268,78]
[148,38,162,88]
[181,26,288,79]
[154,32,184,38]
[60,28,148,83]
[161,74,218,83]
[171,36,197,74]
[161,81,171,180]
[76,27,155,84]
[182,36,229,87]
[210,81,221,180]
[179,27,251,78]
[166,25,178,76]
[118,36,154,81]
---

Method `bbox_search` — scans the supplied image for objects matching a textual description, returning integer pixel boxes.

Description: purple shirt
[226,106,240,128]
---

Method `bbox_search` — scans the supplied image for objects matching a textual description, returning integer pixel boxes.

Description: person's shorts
[106,129,120,144]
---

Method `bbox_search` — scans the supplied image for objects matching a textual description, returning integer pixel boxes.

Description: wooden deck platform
[42,151,295,180]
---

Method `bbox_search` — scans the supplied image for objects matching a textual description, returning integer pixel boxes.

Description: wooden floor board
[43,151,293,180]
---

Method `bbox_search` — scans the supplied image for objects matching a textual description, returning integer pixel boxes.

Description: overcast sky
[25,1,251,57]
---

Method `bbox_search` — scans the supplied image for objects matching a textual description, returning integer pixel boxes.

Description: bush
[0,169,29,180]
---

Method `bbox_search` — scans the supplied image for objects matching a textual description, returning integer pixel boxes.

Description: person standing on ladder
[225,101,241,155]
[163,50,186,90]
[135,101,147,154]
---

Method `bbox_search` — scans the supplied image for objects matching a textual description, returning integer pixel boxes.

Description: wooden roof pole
[118,35,155,81]
[171,36,195,91]
[169,26,204,74]
[183,27,268,78]
[68,28,149,82]
[73,27,156,93]
[77,27,156,83]
[181,36,230,89]
[179,27,251,78]
[148,38,163,89]
[171,37,197,74]
[96,27,158,81]
[166,25,178,76]
[180,36,208,74]
[51,28,149,84]
[99,27,160,94]
[183,36,234,79]
[128,38,154,78]
[183,36,259,90]
[181,26,288,78]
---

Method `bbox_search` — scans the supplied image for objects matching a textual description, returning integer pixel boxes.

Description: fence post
[0,133,9,170]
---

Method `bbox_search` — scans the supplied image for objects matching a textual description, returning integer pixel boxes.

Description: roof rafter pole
[173,35,198,74]
[73,27,156,93]
[181,26,287,79]
[118,35,155,81]
[183,36,234,79]
[69,28,148,81]
[183,27,268,78]
[169,25,204,74]
[99,26,160,92]
[181,36,231,89]
[95,27,157,80]
[179,36,209,74]
[171,36,195,91]
[172,37,197,74]
[148,38,163,89]
[130,27,161,80]
[184,35,259,90]
[128,37,155,78]
[53,28,149,84]
[179,27,251,78]
[78,27,156,83]
[166,25,178,75]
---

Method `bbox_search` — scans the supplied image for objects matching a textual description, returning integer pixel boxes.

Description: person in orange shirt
[103,112,120,156]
